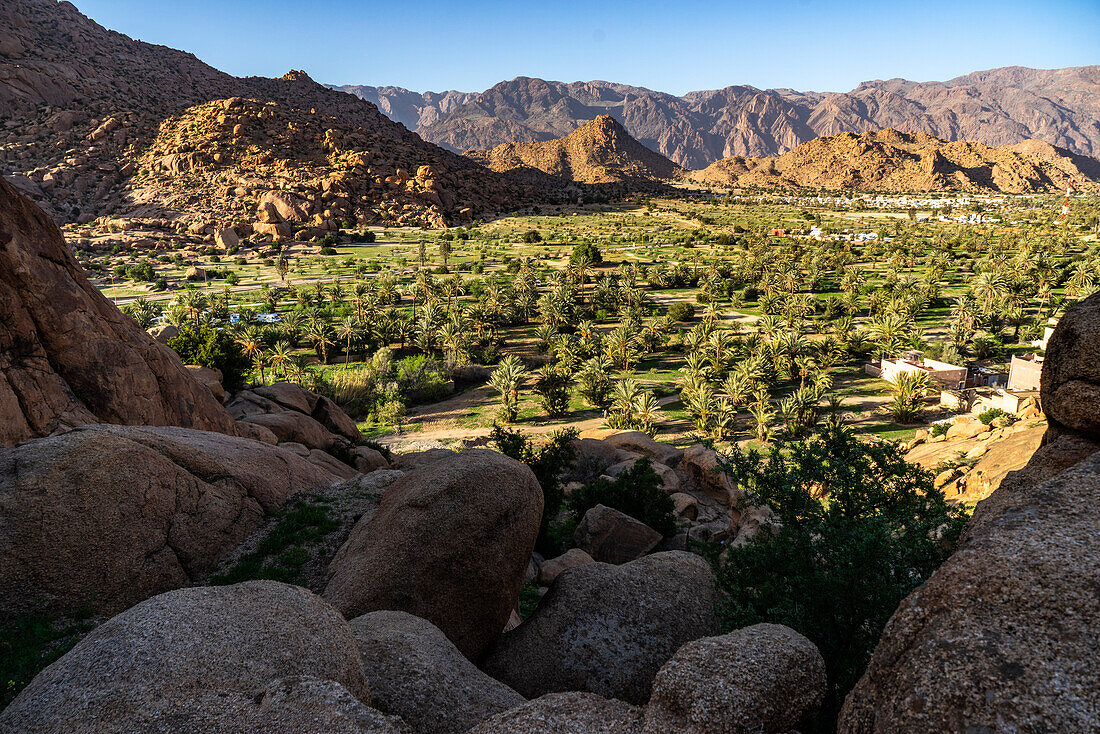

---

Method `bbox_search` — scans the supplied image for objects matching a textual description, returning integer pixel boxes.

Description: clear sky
[74,0,1099,95]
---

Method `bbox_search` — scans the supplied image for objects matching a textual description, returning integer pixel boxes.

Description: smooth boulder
[483,552,720,705]
[1041,291,1100,436]
[574,504,662,564]
[643,624,826,733]
[0,424,341,618]
[349,611,524,734]
[467,692,643,734]
[325,449,543,660]
[0,582,376,732]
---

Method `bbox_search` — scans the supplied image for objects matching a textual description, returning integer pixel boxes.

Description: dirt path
[383,393,682,450]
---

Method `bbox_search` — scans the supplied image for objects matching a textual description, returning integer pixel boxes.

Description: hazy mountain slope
[336,66,1100,167]
[465,114,684,185]
[688,129,1100,193]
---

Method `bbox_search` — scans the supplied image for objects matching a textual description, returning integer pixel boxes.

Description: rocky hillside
[336,67,1100,168]
[0,0,548,226]
[687,129,1100,193]
[466,115,683,186]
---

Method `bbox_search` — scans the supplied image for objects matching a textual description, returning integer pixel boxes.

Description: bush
[667,302,695,322]
[569,241,602,266]
[930,422,949,437]
[319,247,337,256]
[978,407,1013,426]
[522,229,542,243]
[491,425,578,554]
[167,325,250,388]
[567,457,677,537]
[712,425,966,726]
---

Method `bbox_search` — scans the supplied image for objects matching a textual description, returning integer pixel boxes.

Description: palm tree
[633,391,661,436]
[334,317,360,367]
[305,321,334,364]
[489,355,527,423]
[269,340,293,379]
[351,283,369,321]
[748,391,775,443]
[286,354,312,386]
[577,357,613,410]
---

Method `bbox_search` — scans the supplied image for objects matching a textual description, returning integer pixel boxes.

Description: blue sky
[75,0,1099,95]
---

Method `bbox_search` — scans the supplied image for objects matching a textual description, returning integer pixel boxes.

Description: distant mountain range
[332,67,1100,169]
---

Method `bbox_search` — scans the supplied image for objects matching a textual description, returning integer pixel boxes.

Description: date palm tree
[489,355,527,423]
[305,320,334,365]
[334,317,360,367]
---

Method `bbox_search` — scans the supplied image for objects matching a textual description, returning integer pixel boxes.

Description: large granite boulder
[0,581,395,732]
[467,692,643,734]
[573,504,662,564]
[483,552,720,705]
[0,424,341,618]
[643,624,826,733]
[1041,291,1100,437]
[325,449,542,660]
[0,175,238,445]
[839,446,1100,732]
[348,610,524,734]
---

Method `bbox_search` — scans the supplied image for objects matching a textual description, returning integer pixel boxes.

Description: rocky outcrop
[229,382,363,446]
[348,611,524,734]
[483,552,720,705]
[0,175,238,445]
[0,581,399,732]
[0,424,342,618]
[643,624,826,733]
[1041,292,1100,438]
[466,115,683,186]
[689,129,1100,193]
[325,449,543,660]
[839,295,1100,733]
[467,692,643,734]
[574,504,663,564]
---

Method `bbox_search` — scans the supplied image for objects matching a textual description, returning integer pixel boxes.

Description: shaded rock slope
[0,176,236,444]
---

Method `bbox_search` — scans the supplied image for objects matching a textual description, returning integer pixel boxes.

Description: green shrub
[711,425,966,726]
[2,613,95,710]
[567,457,677,537]
[978,407,1013,426]
[667,302,695,322]
[167,325,250,388]
[569,241,602,265]
[522,229,542,243]
[930,422,949,437]
[211,498,338,586]
[491,425,578,554]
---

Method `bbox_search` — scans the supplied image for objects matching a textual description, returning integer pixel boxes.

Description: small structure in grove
[866,351,968,390]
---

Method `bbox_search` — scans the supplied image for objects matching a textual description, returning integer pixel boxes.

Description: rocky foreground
[1,174,1099,732]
